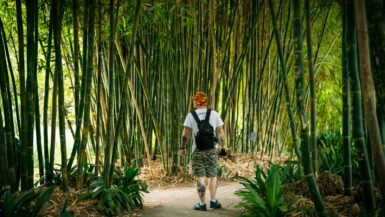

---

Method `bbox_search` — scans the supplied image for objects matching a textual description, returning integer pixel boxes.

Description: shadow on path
[138,182,242,217]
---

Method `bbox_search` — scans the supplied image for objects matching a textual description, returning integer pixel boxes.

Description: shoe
[210,200,222,209]
[193,203,207,211]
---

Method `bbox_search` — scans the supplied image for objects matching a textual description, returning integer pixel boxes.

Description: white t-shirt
[183,108,224,151]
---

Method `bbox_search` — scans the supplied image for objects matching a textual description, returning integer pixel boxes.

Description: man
[180,91,226,211]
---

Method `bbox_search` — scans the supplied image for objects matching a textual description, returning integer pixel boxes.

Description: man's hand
[216,126,226,157]
[219,148,227,157]
[180,127,191,157]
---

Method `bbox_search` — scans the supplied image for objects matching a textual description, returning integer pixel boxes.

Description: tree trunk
[77,0,96,189]
[43,0,54,184]
[341,3,352,196]
[95,0,102,177]
[49,64,58,185]
[110,0,144,183]
[104,0,116,187]
[346,0,376,211]
[53,0,69,191]
[268,0,300,162]
[0,18,10,191]
[365,0,385,122]
[67,0,90,172]
[292,0,326,215]
[73,0,80,118]
[33,4,44,184]
[354,0,385,196]
[16,0,26,192]
[305,0,317,176]
[24,0,38,190]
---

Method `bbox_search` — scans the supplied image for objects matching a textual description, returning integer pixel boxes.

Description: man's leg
[197,177,206,204]
[208,176,218,200]
[208,175,221,208]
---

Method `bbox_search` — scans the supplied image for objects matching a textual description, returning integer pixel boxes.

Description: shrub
[0,186,55,217]
[113,165,148,209]
[317,131,359,178]
[235,164,288,217]
[83,165,148,216]
[277,161,302,184]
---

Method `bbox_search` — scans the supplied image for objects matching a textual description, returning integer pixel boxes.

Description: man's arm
[181,126,192,149]
[216,126,225,149]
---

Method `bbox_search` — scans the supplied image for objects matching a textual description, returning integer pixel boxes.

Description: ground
[39,152,268,217]
[38,152,384,216]
[137,181,242,217]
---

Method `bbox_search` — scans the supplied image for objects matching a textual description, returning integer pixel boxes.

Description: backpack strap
[204,109,212,123]
[191,109,211,124]
[191,110,201,125]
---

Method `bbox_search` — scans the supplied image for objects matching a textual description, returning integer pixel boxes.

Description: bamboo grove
[0,0,385,213]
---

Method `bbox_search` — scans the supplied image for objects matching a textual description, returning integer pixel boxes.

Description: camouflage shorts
[192,148,218,177]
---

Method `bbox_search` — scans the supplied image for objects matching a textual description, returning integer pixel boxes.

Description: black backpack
[191,109,215,151]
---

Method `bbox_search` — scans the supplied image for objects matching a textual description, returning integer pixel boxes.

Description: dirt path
[137,182,243,217]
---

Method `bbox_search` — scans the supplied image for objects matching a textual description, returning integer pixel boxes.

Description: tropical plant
[277,161,302,184]
[235,164,288,217]
[48,163,96,187]
[217,164,226,179]
[317,131,344,175]
[82,165,148,216]
[113,165,148,209]
[86,180,130,216]
[0,185,55,217]
[58,201,74,217]
[69,164,97,186]
[317,131,361,180]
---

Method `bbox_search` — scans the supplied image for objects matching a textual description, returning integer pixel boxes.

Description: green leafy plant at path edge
[0,185,55,217]
[82,165,148,216]
[235,164,289,217]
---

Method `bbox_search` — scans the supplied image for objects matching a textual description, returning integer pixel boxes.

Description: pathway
[137,182,243,217]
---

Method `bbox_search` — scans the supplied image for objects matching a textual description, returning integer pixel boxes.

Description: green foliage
[69,164,97,186]
[235,164,289,217]
[0,186,55,217]
[82,165,148,216]
[317,131,358,176]
[217,164,226,178]
[113,165,149,209]
[317,131,343,175]
[50,163,96,187]
[59,210,74,217]
[59,201,74,217]
[276,161,302,184]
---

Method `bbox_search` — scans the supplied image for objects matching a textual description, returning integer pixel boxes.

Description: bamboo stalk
[346,0,376,211]
[354,0,385,197]
[77,0,96,189]
[104,0,116,187]
[305,0,317,176]
[24,0,38,190]
[111,1,152,178]
[268,0,300,161]
[292,0,326,215]
[341,3,352,196]
[0,18,11,191]
[16,0,26,191]
[43,0,54,185]
[53,0,69,192]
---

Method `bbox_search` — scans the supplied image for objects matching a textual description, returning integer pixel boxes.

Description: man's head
[192,91,208,107]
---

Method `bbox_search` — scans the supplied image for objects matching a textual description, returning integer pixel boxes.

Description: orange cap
[192,91,208,106]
